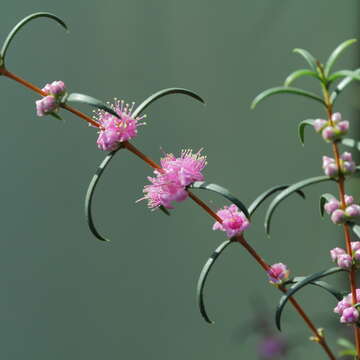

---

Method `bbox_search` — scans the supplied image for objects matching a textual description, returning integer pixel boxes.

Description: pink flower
[36,96,57,117]
[346,204,360,218]
[42,80,66,97]
[139,149,207,209]
[267,263,290,285]
[330,247,346,262]
[324,199,340,214]
[94,100,146,151]
[322,153,356,177]
[334,299,351,315]
[212,204,250,238]
[331,209,346,224]
[313,119,327,132]
[341,307,359,324]
[351,242,360,252]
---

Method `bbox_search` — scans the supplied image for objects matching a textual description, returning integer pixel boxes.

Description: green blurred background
[0,1,359,359]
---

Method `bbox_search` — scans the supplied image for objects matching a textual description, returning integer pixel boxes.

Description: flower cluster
[330,243,360,269]
[94,99,146,151]
[322,152,356,177]
[313,112,349,142]
[325,195,360,225]
[212,204,250,238]
[267,263,290,285]
[140,149,207,209]
[36,80,66,117]
[334,289,360,324]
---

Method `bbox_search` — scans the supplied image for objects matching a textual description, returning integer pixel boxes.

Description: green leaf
[265,175,333,235]
[65,93,120,119]
[158,205,171,216]
[341,138,360,152]
[284,69,319,87]
[132,88,205,118]
[1,12,68,60]
[85,148,123,242]
[189,182,249,219]
[248,185,305,217]
[49,112,63,121]
[251,86,325,109]
[196,240,233,324]
[339,349,357,357]
[319,193,336,217]
[337,338,356,350]
[328,70,360,84]
[276,267,345,330]
[298,119,315,145]
[293,48,318,71]
[350,223,360,239]
[324,39,357,77]
[330,68,360,103]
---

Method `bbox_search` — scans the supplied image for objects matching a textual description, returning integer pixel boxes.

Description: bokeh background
[0,1,359,359]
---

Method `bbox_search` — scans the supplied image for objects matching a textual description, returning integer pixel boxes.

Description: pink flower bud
[351,242,360,252]
[322,126,336,142]
[313,119,327,132]
[341,152,353,162]
[36,96,57,117]
[337,254,353,269]
[331,209,346,224]
[324,199,340,214]
[332,112,342,123]
[354,250,360,261]
[323,156,334,167]
[330,247,346,261]
[337,120,349,133]
[346,204,360,218]
[49,80,66,96]
[340,307,359,324]
[334,299,351,315]
[324,163,339,177]
[267,263,289,285]
[345,195,354,206]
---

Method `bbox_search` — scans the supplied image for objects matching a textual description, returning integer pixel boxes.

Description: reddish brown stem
[2,68,100,128]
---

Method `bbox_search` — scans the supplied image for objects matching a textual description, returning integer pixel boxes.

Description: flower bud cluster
[322,152,356,177]
[212,204,250,238]
[140,149,207,209]
[330,242,360,269]
[334,289,360,324]
[313,112,349,142]
[267,263,290,285]
[36,80,66,117]
[324,195,360,225]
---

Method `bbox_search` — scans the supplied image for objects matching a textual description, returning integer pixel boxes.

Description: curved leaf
[328,70,360,84]
[324,39,357,76]
[341,138,360,152]
[284,69,319,87]
[298,119,315,145]
[65,93,120,119]
[248,185,305,217]
[276,267,345,330]
[265,175,333,235]
[251,86,324,109]
[292,48,317,71]
[197,240,233,324]
[85,149,122,242]
[330,68,360,103]
[132,88,205,118]
[337,338,356,356]
[1,12,68,60]
[189,182,249,218]
[319,193,336,217]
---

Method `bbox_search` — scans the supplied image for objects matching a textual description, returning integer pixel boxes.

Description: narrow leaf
[132,88,205,118]
[298,119,315,145]
[251,86,324,109]
[85,148,122,242]
[328,70,360,84]
[197,240,233,324]
[341,138,360,152]
[330,68,360,103]
[284,69,319,87]
[276,267,345,330]
[293,48,317,71]
[1,12,68,60]
[49,112,63,121]
[159,205,171,216]
[324,39,357,76]
[190,182,249,218]
[319,193,336,217]
[65,93,120,119]
[337,338,356,350]
[248,185,305,216]
[350,223,360,239]
[265,176,333,235]
[339,349,357,356]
